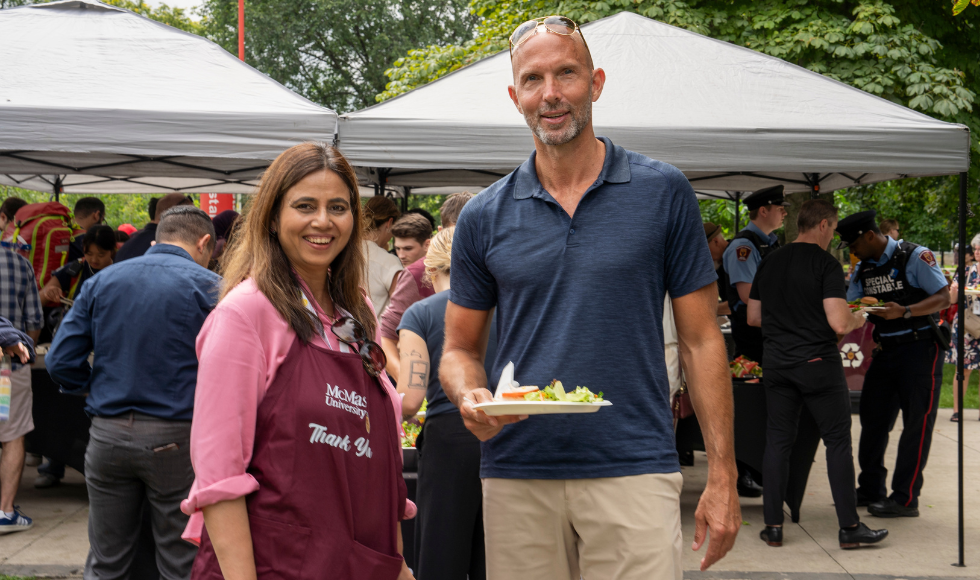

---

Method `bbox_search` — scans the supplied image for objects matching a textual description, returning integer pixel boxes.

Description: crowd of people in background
[0,11,974,580]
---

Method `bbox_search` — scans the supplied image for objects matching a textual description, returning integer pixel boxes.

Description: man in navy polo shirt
[440,15,740,580]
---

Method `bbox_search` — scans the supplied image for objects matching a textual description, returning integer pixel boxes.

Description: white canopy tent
[338,11,970,195]
[0,0,337,195]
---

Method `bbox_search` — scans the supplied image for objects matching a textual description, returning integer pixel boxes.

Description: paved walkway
[1,408,978,578]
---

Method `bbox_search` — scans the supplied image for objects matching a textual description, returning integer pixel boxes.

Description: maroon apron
[192,337,407,580]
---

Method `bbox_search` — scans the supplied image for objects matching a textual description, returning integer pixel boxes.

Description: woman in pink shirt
[181,143,415,580]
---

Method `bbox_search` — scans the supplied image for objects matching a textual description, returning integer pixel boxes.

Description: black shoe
[868,497,919,518]
[737,472,763,498]
[678,449,694,466]
[759,526,782,547]
[951,412,960,422]
[839,522,888,549]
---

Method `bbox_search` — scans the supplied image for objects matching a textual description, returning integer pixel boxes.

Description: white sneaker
[24,453,42,467]
[34,473,60,489]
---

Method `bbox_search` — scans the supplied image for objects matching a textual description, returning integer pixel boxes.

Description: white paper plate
[473,400,612,416]
[862,307,887,313]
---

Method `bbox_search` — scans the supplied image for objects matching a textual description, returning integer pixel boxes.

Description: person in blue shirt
[46,205,220,580]
[721,185,788,498]
[722,185,788,364]
[439,15,740,580]
[837,210,951,518]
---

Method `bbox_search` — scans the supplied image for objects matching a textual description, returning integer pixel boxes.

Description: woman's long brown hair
[220,142,376,342]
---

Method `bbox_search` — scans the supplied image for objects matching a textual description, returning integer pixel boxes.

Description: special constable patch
[736,246,752,262]
[919,250,937,268]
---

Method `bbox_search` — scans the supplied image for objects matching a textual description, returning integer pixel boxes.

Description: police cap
[743,185,789,211]
[835,210,877,250]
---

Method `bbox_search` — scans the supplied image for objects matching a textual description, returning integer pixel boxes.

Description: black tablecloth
[676,379,822,523]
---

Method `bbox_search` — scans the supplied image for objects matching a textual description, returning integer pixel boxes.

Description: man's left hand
[879,301,906,320]
[692,476,741,571]
[2,342,30,364]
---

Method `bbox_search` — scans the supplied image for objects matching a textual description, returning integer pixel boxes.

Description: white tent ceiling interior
[0,0,337,194]
[339,11,971,198]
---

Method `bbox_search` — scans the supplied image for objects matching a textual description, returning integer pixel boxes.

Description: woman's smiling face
[275,169,354,279]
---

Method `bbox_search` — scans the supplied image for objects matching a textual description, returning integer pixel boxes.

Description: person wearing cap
[746,200,887,550]
[720,186,787,498]
[839,210,950,518]
[721,185,789,364]
[704,223,731,316]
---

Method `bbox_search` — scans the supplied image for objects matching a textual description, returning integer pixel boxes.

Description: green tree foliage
[381,0,980,250]
[0,186,198,230]
[199,0,477,112]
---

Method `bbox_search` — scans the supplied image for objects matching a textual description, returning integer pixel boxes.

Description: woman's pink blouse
[180,279,415,544]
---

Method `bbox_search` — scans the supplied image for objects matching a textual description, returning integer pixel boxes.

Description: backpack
[2,202,81,288]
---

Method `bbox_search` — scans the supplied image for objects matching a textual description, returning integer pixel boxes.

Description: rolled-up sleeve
[181,304,265,544]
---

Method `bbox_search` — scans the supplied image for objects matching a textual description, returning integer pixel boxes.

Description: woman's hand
[397,561,416,580]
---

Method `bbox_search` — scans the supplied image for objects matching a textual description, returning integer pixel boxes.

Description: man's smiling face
[508,31,598,146]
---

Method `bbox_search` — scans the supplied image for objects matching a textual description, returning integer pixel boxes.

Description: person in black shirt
[39,225,116,306]
[748,200,887,550]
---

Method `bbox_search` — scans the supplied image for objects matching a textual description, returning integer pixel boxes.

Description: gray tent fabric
[338,12,970,194]
[0,0,337,194]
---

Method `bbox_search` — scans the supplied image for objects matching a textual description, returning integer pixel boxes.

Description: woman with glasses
[181,142,415,580]
[397,227,496,580]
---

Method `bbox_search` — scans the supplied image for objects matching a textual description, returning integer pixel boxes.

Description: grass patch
[940,363,980,409]
[0,576,36,580]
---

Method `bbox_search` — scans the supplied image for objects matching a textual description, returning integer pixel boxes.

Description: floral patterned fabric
[946,263,980,369]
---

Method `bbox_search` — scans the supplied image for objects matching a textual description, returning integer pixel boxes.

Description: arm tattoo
[408,360,429,390]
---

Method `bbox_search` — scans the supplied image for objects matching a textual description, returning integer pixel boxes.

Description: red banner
[203,193,234,218]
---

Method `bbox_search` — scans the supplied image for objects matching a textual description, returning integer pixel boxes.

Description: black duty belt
[877,329,934,348]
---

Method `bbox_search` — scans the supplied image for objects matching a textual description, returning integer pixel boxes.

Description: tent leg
[734,196,741,232]
[954,171,967,568]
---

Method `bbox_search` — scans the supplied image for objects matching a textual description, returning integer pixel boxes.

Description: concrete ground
[1,408,978,579]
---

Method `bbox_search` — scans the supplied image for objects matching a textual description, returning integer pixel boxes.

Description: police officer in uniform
[723,185,789,363]
[721,186,788,497]
[838,210,951,517]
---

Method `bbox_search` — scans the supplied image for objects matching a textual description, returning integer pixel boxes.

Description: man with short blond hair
[440,15,740,580]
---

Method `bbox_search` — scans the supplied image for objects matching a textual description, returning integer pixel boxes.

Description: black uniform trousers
[857,339,943,508]
[763,360,860,528]
[414,411,486,580]
[731,305,764,363]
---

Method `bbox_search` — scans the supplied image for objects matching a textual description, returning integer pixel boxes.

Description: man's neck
[793,230,824,246]
[871,235,890,262]
[533,130,605,216]
[748,219,774,237]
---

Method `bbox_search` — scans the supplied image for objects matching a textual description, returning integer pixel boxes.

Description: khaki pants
[483,472,683,580]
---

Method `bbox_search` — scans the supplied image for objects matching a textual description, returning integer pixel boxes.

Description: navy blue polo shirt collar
[145,243,195,262]
[513,136,631,200]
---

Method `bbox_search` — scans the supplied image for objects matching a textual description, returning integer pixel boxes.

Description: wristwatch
[903,305,913,319]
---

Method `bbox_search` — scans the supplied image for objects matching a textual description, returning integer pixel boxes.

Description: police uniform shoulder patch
[919,250,937,268]
[736,245,752,262]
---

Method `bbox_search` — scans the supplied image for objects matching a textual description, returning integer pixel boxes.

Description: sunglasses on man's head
[509,15,589,57]
[331,317,387,377]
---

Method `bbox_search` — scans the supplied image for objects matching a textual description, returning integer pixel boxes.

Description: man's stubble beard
[524,83,593,146]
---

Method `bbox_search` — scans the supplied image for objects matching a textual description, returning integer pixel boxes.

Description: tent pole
[734,194,741,232]
[954,171,967,568]
[238,0,245,61]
